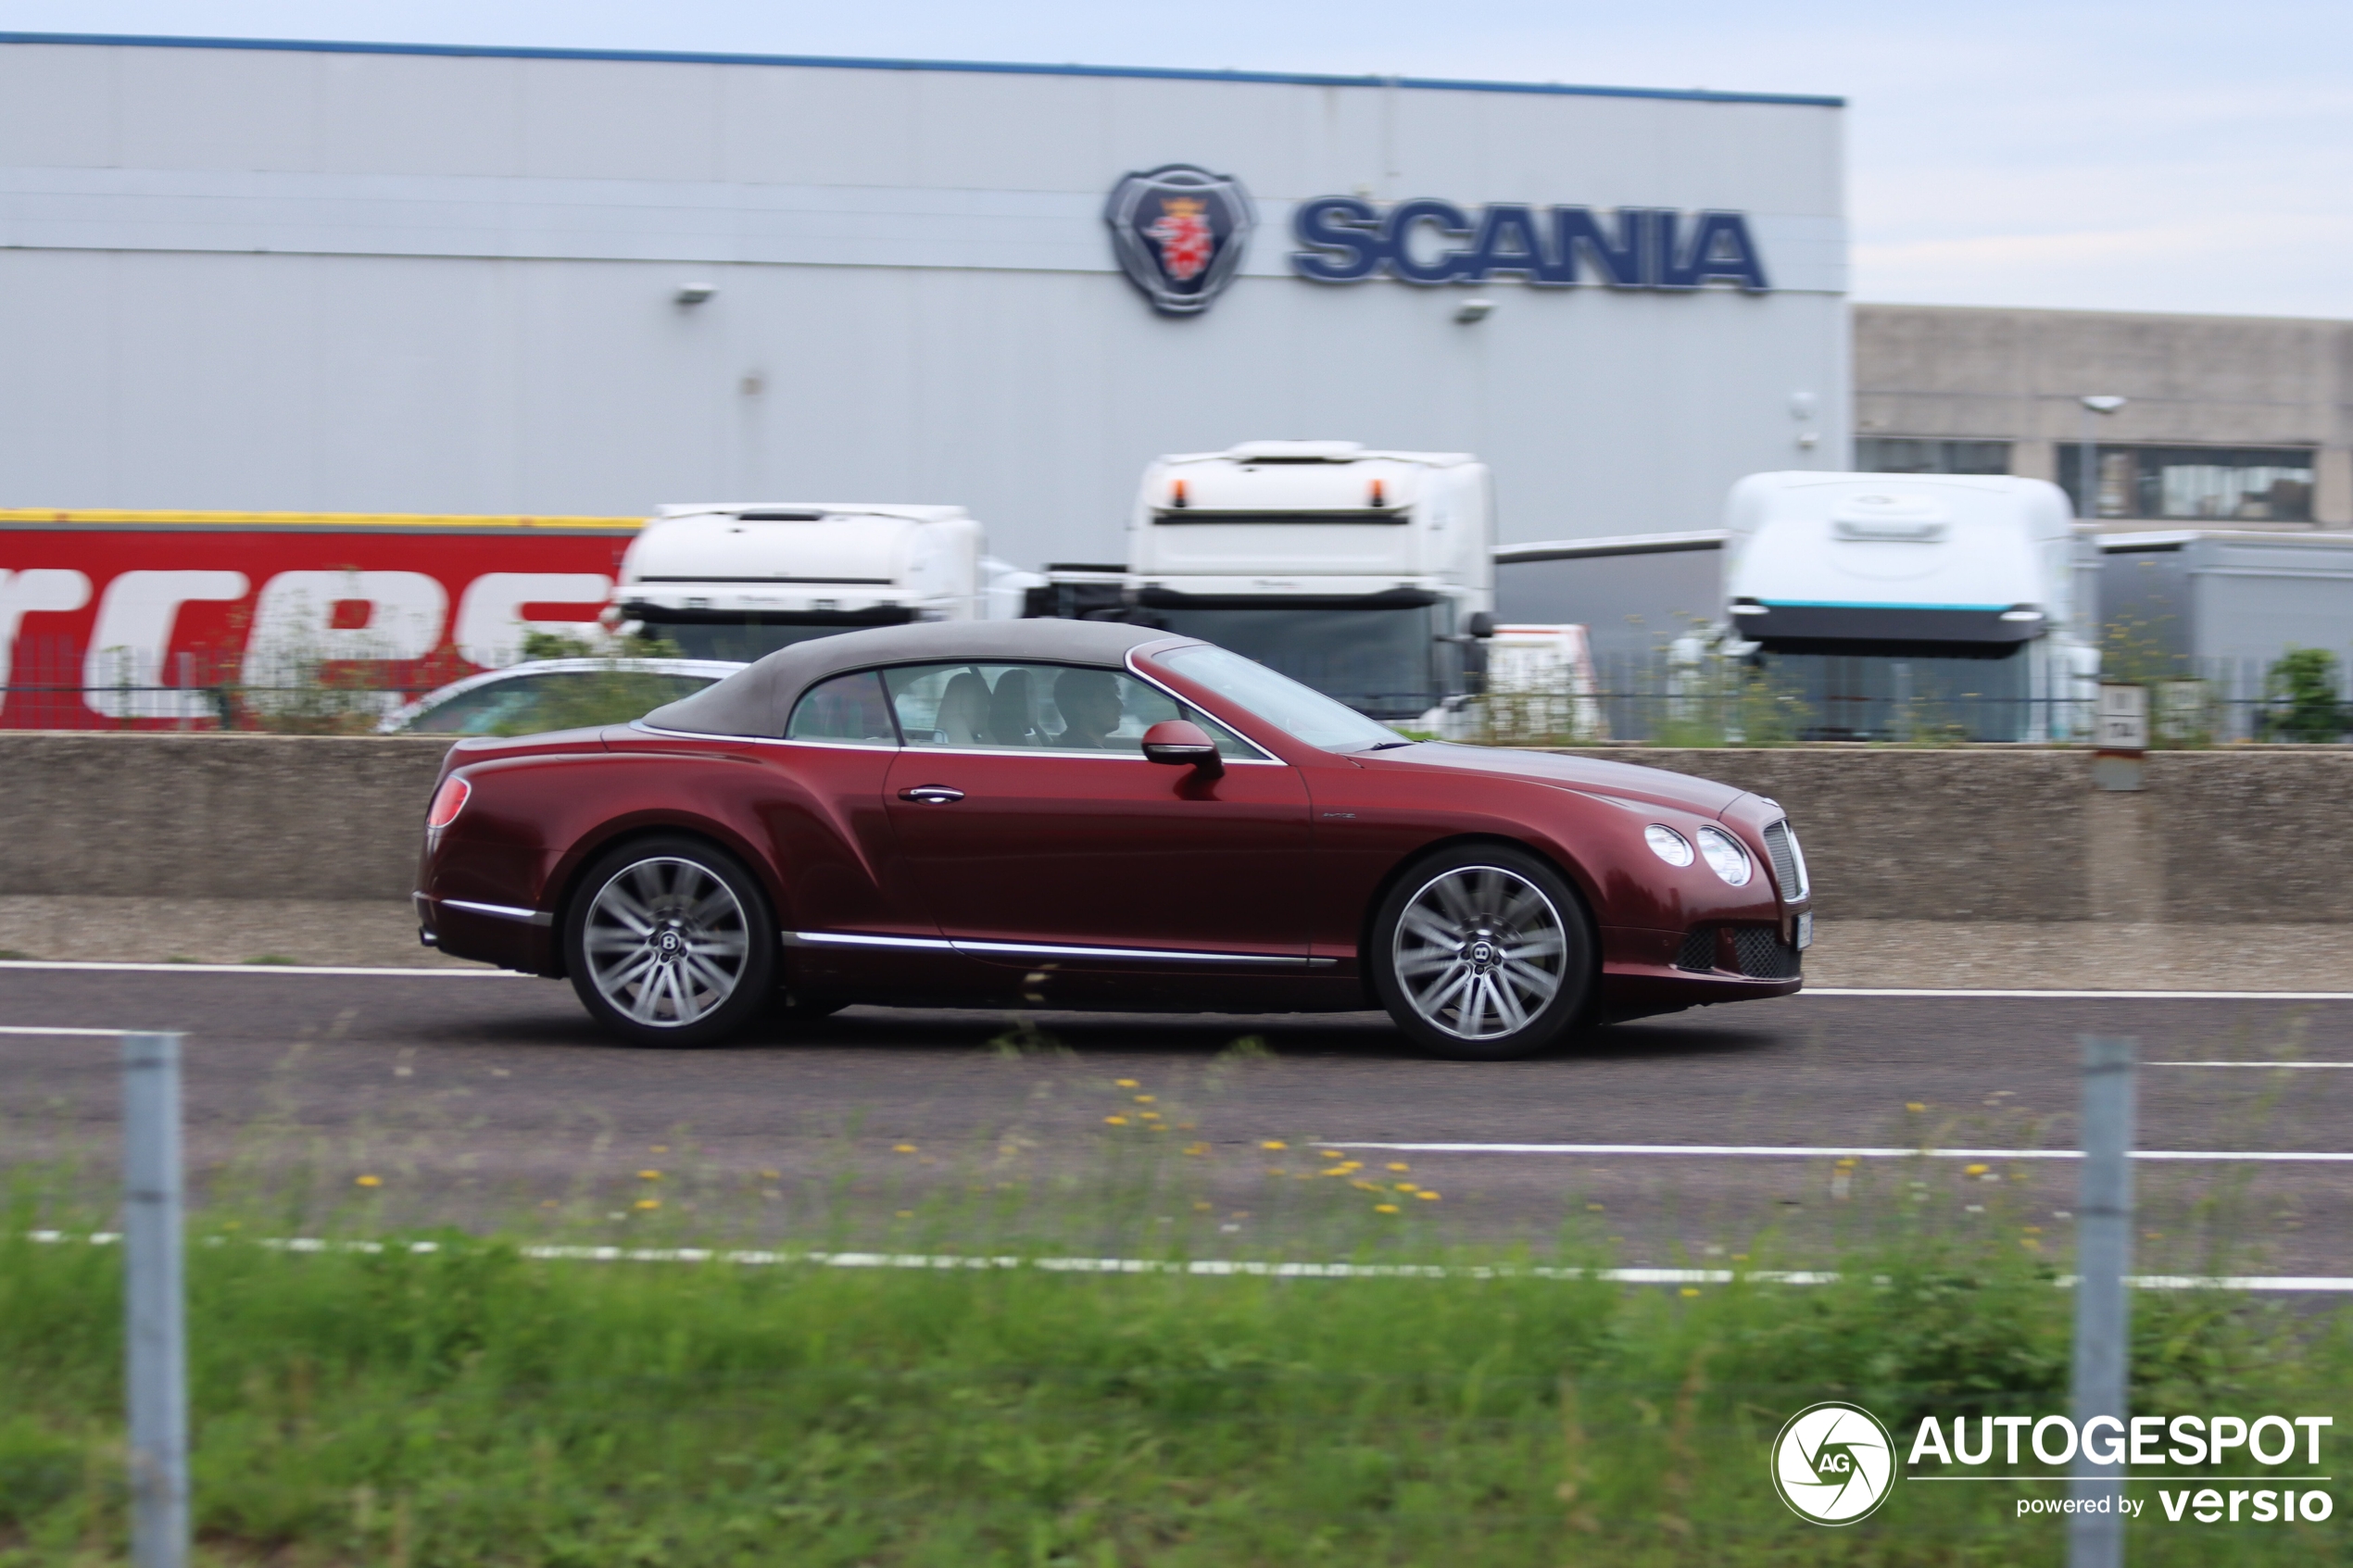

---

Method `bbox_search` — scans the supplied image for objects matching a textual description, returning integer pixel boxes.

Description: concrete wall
[1854,303,2353,526]
[4,733,2348,925]
[0,733,449,901]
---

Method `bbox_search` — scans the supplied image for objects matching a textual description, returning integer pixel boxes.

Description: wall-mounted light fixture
[674,282,717,306]
[1453,297,1494,324]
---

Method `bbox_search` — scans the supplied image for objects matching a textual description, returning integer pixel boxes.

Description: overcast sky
[8,0,2347,320]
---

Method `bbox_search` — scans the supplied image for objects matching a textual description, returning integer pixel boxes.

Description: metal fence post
[2070,1034,2137,1568]
[122,1032,188,1568]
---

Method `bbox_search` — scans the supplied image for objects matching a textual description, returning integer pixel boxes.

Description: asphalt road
[4,963,2349,1276]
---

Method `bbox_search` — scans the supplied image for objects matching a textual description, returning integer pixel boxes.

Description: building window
[2057,445,2315,522]
[1855,437,2011,475]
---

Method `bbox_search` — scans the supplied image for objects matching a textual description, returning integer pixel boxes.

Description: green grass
[0,1207,2345,1566]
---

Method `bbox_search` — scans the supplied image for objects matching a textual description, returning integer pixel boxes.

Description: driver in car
[1051,668,1126,749]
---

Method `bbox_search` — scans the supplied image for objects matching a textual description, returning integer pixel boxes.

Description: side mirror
[1466,611,1496,640]
[1140,719,1224,774]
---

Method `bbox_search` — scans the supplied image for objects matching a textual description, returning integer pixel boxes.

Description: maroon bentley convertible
[414,620,1810,1059]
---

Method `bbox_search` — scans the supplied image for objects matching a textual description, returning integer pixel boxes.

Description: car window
[786,670,898,744]
[1156,644,1403,752]
[404,671,721,736]
[880,662,1253,758]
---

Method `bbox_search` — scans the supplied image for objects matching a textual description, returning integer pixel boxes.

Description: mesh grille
[1674,928,1717,972]
[1762,819,1807,901]
[1732,926,1801,979]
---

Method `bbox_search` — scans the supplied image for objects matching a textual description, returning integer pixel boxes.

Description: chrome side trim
[783,931,956,951]
[440,898,553,927]
[954,938,1310,966]
[784,929,1330,967]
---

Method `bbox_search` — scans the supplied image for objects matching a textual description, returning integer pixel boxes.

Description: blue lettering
[1541,207,1648,289]
[1458,204,1545,283]
[1286,197,1772,294]
[1381,199,1473,284]
[1662,209,1771,292]
[1288,196,1385,282]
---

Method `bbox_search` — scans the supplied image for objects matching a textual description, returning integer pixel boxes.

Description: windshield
[648,621,870,661]
[1144,604,1440,719]
[1157,644,1403,752]
[1747,644,2033,742]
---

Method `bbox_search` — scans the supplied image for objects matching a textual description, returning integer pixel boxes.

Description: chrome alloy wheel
[1390,865,1569,1042]
[581,857,752,1028]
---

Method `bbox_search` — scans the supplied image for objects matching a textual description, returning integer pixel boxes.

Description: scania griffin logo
[1771,1401,1900,1525]
[1104,164,1255,317]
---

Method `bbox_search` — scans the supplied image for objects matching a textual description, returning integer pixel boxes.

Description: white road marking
[1326,1141,2353,1162]
[1805,987,2353,1000]
[21,1230,2353,1292]
[0,1024,132,1036]
[0,960,517,977]
[2148,1060,2353,1069]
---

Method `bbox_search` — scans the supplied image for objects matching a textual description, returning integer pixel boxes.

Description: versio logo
[1772,1402,1901,1524]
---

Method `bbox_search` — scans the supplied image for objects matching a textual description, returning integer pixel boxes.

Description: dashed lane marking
[0,960,517,977]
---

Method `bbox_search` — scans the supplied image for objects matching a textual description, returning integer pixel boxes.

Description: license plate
[1794,912,1813,950]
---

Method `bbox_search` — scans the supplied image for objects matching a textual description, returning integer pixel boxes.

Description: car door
[877,660,1312,962]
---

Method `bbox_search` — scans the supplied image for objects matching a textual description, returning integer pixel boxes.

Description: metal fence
[0,636,466,732]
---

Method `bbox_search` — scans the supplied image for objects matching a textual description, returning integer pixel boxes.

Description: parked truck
[1034,441,1495,721]
[1721,471,2095,742]
[604,503,1011,661]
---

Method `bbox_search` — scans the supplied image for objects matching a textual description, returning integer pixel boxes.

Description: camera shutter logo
[1104,164,1255,316]
[1770,1401,1900,1524]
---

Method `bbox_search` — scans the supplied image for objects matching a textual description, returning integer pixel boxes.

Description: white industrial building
[0,32,1848,568]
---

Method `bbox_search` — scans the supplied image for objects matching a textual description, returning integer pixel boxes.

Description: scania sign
[1290,198,1769,292]
[1104,166,1771,313]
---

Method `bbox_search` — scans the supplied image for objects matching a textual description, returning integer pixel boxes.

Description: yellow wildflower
[354,1174,382,1188]
[1261,1140,1288,1150]
[634,1198,660,1210]
[1104,1115,1129,1125]
[1375,1203,1400,1214]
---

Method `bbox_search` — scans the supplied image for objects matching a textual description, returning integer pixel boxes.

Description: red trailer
[0,509,640,729]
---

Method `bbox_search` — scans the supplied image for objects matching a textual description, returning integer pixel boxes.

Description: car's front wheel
[1369,846,1595,1060]
[564,835,775,1047]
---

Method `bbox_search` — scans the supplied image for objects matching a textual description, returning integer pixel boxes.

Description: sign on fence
[0,512,638,727]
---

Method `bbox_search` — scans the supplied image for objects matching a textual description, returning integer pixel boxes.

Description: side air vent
[1674,928,1717,972]
[1732,927,1801,980]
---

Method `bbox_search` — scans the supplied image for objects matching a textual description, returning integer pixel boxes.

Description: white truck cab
[1722,471,2095,741]
[607,503,989,661]
[1103,441,1496,720]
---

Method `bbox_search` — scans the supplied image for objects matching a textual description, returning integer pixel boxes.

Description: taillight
[427,777,471,830]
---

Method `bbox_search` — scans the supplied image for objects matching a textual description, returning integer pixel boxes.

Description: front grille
[1732,926,1801,979]
[1674,927,1717,972]
[1762,819,1808,902]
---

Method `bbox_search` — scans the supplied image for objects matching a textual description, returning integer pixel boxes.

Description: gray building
[0,33,1849,571]
[1855,303,2353,529]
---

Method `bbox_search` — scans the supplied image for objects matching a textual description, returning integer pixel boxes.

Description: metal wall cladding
[0,38,1848,571]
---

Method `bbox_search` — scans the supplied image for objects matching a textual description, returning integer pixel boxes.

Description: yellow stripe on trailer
[0,508,643,533]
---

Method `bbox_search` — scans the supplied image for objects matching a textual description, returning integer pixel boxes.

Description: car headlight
[1696,826,1753,886]
[1643,825,1694,867]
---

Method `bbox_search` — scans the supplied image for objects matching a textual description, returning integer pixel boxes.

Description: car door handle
[897,784,966,804]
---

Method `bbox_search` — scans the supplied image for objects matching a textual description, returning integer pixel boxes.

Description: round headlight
[1643,825,1694,867]
[1696,826,1753,886]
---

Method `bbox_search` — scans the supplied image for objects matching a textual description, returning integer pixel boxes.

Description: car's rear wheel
[1369,846,1594,1060]
[564,836,775,1047]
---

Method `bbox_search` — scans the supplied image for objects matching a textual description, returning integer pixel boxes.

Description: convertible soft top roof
[641,619,1191,737]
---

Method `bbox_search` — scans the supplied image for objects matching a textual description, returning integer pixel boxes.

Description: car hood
[1355,743,1748,818]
